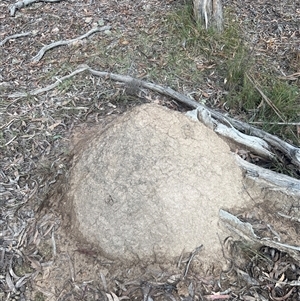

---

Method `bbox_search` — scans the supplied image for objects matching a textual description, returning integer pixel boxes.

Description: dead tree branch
[10,0,62,17]
[8,66,89,98]
[7,65,300,170]
[235,155,300,193]
[32,26,111,62]
[0,31,31,46]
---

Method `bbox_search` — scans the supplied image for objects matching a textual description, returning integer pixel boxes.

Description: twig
[10,0,62,17]
[250,121,300,126]
[204,294,230,300]
[32,26,111,62]
[0,31,31,46]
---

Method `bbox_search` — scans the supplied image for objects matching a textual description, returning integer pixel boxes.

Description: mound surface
[67,104,251,264]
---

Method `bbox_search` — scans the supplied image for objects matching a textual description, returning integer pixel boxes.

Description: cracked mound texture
[68,104,250,263]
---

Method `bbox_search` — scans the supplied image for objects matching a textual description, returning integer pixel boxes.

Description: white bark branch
[8,66,89,98]
[219,209,300,262]
[222,117,300,169]
[234,154,300,194]
[32,26,111,62]
[10,0,62,17]
[215,123,274,160]
[0,32,31,46]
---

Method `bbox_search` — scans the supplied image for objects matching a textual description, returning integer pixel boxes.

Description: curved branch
[10,0,62,17]
[0,31,31,46]
[8,66,89,98]
[7,65,300,170]
[235,155,300,194]
[32,26,111,62]
[224,117,300,169]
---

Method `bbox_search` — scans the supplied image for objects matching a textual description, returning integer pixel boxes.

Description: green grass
[225,68,299,144]
[161,3,300,178]
[40,1,300,147]
[34,292,46,301]
[164,3,300,146]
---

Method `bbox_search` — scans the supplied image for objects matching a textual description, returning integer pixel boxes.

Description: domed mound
[67,104,250,264]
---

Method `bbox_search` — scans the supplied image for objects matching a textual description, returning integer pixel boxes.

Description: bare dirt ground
[1,0,300,300]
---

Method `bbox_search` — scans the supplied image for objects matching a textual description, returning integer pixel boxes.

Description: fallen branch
[7,65,300,170]
[0,31,31,46]
[214,123,274,160]
[9,0,61,17]
[234,154,300,193]
[222,116,300,169]
[32,26,111,62]
[8,66,89,98]
[187,108,274,160]
[219,209,300,263]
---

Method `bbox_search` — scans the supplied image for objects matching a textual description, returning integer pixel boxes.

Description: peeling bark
[193,0,223,32]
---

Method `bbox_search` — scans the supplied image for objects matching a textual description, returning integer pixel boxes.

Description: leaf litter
[0,0,300,300]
